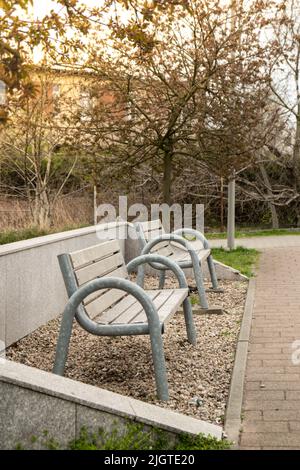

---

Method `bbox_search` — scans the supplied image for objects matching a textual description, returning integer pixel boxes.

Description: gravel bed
[7,277,247,425]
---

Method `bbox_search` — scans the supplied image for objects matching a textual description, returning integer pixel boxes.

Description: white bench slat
[96,293,140,324]
[154,288,188,325]
[154,245,174,257]
[170,238,205,252]
[70,240,121,269]
[138,219,162,231]
[146,226,164,237]
[110,291,159,325]
[75,252,125,285]
[130,290,174,324]
[169,248,210,263]
[132,289,176,324]
[82,266,128,307]
[85,288,127,319]
[95,288,188,326]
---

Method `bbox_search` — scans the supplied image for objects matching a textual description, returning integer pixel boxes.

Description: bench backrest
[136,219,176,257]
[59,240,128,319]
[137,219,165,241]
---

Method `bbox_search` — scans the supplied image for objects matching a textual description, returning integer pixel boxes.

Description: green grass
[211,246,259,277]
[67,424,231,451]
[0,224,88,245]
[17,423,231,450]
[207,228,300,240]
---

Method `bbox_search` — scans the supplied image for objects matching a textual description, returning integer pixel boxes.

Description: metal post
[93,185,97,225]
[159,270,166,289]
[227,175,235,250]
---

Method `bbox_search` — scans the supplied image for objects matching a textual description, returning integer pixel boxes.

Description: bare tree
[71,0,280,207]
[0,71,77,228]
[269,0,300,190]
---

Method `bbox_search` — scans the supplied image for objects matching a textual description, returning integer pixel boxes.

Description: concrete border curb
[224,277,256,447]
[0,360,223,449]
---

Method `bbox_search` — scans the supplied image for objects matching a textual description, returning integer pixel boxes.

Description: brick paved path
[240,247,300,449]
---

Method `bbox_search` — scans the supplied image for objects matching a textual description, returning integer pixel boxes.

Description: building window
[0,81,6,105]
[52,84,61,99]
[80,89,92,121]
[80,89,91,110]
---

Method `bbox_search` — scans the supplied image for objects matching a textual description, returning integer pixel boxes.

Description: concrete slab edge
[0,359,222,440]
[214,260,249,282]
[0,221,128,257]
[224,277,256,448]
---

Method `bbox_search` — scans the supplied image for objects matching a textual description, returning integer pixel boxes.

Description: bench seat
[93,288,188,325]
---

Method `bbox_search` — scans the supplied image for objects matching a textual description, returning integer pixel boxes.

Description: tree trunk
[93,184,97,225]
[293,115,300,191]
[259,163,279,229]
[163,150,172,205]
[32,189,52,229]
[220,176,224,232]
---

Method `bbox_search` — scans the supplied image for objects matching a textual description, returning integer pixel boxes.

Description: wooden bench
[53,239,196,401]
[134,219,222,310]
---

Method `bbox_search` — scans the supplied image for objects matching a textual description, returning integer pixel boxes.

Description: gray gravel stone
[7,277,247,425]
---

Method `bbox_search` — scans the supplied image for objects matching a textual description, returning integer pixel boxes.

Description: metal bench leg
[207,254,219,289]
[53,305,76,376]
[159,270,166,289]
[137,265,145,288]
[148,324,169,401]
[182,298,197,345]
[193,261,209,309]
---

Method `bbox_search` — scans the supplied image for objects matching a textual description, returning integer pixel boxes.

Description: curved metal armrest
[59,277,161,338]
[127,254,189,289]
[139,233,199,271]
[54,276,170,401]
[172,228,210,250]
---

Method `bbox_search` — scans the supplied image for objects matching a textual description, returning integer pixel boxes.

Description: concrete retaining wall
[0,360,222,449]
[0,223,127,347]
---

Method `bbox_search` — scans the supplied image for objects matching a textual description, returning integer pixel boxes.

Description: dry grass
[0,196,92,231]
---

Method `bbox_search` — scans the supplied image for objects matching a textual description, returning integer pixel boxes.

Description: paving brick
[244,382,261,391]
[240,432,300,447]
[257,381,300,391]
[251,331,280,338]
[244,400,300,411]
[241,421,288,433]
[242,410,263,422]
[244,391,284,401]
[246,360,263,368]
[285,366,300,374]
[286,391,300,400]
[246,367,285,374]
[246,373,300,382]
[248,346,285,354]
[262,359,292,367]
[289,422,300,431]
[263,410,300,421]
[239,446,262,450]
[261,446,300,450]
[250,337,291,344]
